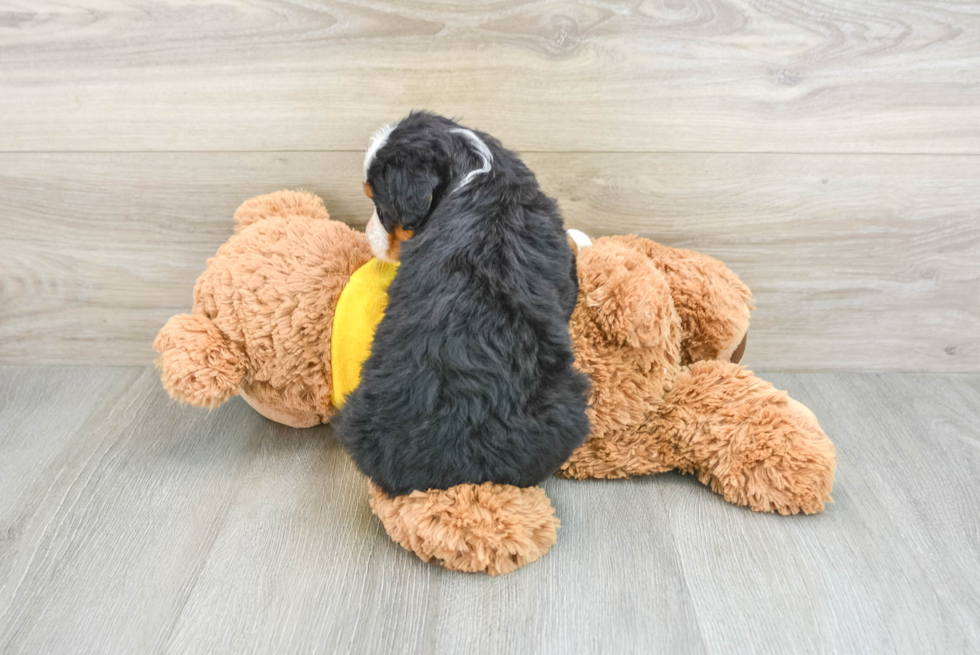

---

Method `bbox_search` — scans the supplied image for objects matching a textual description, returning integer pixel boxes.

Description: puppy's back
[336,142,590,497]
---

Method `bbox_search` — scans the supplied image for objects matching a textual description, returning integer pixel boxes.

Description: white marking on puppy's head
[567,229,593,253]
[450,128,493,191]
[366,210,393,262]
[363,123,394,180]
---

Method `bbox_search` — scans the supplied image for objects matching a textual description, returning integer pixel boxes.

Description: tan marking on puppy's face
[367,210,415,263]
[385,226,415,262]
[363,182,374,199]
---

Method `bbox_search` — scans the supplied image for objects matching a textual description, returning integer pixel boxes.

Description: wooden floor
[2,2,979,653]
[1,366,978,654]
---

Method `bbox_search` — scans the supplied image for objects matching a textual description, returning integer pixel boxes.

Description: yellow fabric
[331,258,400,409]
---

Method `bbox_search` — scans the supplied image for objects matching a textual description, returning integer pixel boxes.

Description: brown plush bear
[155,190,836,575]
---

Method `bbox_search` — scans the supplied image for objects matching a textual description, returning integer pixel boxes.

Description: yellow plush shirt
[331,258,400,409]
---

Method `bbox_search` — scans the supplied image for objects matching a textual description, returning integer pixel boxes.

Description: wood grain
[1,367,979,653]
[1,152,977,370]
[1,0,979,153]
[660,370,980,653]
[791,372,980,650]
[0,368,269,653]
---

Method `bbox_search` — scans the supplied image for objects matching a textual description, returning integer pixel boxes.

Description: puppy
[335,111,590,497]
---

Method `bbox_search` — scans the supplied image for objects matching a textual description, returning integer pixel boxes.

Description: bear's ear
[576,241,678,350]
[233,190,328,233]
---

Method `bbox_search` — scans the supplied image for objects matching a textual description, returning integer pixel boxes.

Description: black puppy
[335,111,590,497]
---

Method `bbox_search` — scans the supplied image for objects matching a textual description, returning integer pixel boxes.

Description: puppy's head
[362,112,492,262]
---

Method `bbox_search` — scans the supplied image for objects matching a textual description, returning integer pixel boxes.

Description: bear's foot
[664,361,837,515]
[368,481,558,575]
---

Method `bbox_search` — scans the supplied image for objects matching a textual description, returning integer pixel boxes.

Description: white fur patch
[363,123,394,180]
[450,128,493,191]
[366,210,394,262]
[567,229,593,252]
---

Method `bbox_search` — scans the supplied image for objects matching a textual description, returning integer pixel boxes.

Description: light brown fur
[155,190,836,575]
[154,190,372,425]
[601,235,754,363]
[368,481,558,576]
[559,236,835,516]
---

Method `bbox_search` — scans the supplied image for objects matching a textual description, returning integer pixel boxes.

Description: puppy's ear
[380,165,440,232]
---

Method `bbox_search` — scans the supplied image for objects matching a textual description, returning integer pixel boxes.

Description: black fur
[335,112,590,497]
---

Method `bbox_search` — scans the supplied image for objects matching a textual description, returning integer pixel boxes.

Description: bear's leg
[558,422,678,480]
[657,360,837,515]
[600,236,753,364]
[368,481,559,575]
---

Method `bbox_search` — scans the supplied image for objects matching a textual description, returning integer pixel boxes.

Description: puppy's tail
[233,189,329,232]
[153,313,247,409]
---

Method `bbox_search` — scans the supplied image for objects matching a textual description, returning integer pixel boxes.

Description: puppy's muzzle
[366,211,413,263]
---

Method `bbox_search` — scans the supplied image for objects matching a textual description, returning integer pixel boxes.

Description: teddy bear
[155,190,837,575]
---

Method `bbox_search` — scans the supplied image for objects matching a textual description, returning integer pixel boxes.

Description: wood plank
[0,366,143,560]
[544,152,980,373]
[1,1,979,153]
[1,152,977,370]
[790,372,980,647]
[161,448,706,654]
[655,370,980,653]
[0,366,706,655]
[0,368,272,654]
[2,367,980,653]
